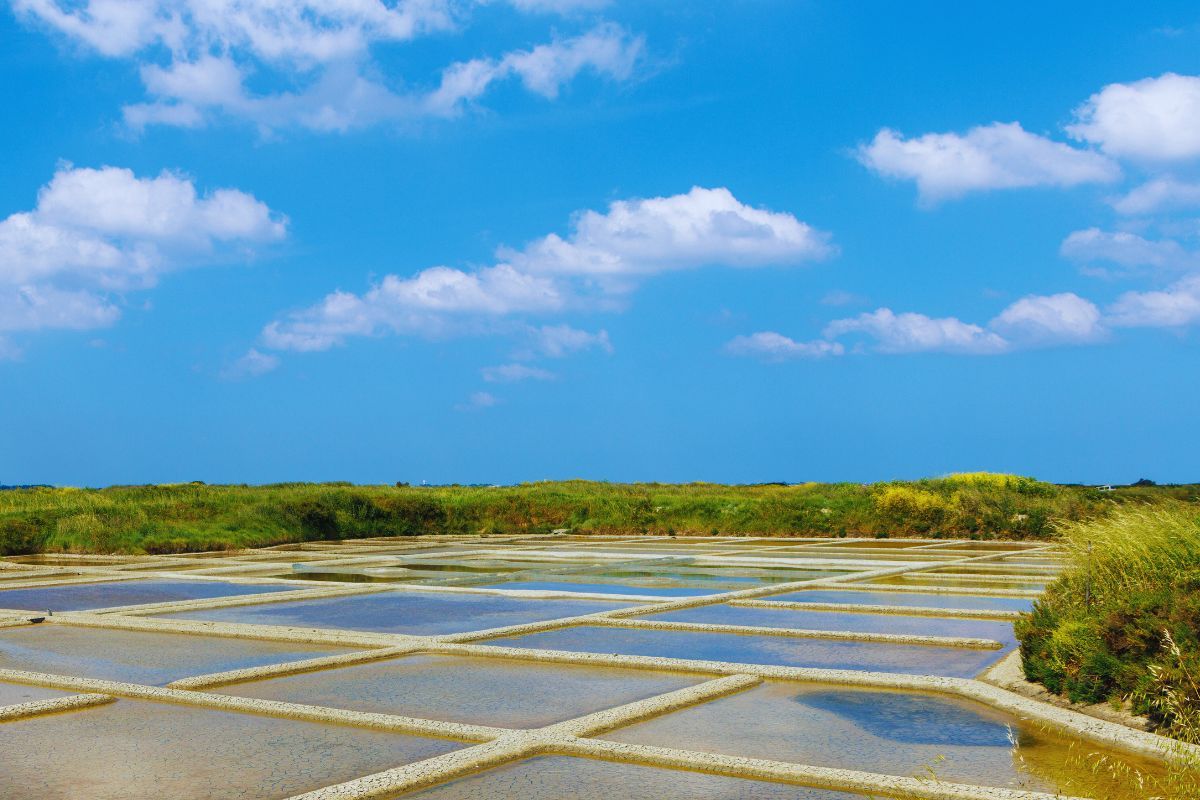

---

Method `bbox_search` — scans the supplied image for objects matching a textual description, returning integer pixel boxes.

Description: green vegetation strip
[5,474,1196,555]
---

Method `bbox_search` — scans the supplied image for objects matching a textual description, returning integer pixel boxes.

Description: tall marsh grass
[1018,503,1200,742]
[1056,504,1200,602]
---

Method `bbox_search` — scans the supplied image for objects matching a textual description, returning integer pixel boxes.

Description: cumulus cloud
[1069,73,1200,161]
[741,287,1197,363]
[221,348,281,380]
[1,165,283,289]
[15,0,644,133]
[481,363,556,382]
[857,122,1119,202]
[36,165,284,247]
[724,332,843,361]
[823,308,1009,354]
[1060,228,1193,272]
[1107,274,1200,328]
[1110,177,1200,215]
[502,186,833,277]
[989,292,1105,345]
[263,264,562,351]
[0,164,284,342]
[262,187,825,355]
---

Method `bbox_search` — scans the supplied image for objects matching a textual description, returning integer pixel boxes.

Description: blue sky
[3,1,1200,486]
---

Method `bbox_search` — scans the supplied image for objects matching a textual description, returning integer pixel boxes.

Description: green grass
[1017,503,1200,742]
[2,474,1193,556]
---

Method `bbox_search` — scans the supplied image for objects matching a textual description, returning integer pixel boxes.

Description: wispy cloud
[221,348,281,380]
[724,332,843,361]
[455,390,500,411]
[481,363,556,382]
[15,1,645,133]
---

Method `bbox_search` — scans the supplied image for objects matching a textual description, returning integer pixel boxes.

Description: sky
[2,1,1199,486]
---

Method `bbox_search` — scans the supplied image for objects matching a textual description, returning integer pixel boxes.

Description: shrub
[873,486,953,533]
[1018,504,1200,736]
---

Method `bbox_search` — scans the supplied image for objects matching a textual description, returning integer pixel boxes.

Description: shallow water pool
[485,624,1008,677]
[219,653,702,727]
[0,579,291,612]
[0,698,460,799]
[159,590,632,635]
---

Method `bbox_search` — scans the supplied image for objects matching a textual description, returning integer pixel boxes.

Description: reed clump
[1017,503,1200,740]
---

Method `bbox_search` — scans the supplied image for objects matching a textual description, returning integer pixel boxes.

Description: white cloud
[0,165,284,289]
[1107,274,1200,328]
[1060,228,1192,272]
[1068,73,1200,161]
[423,24,642,115]
[527,324,612,357]
[481,363,556,382]
[16,0,644,133]
[748,289,1177,361]
[504,23,639,99]
[1110,177,1200,215]
[263,264,563,352]
[456,390,499,411]
[504,0,610,12]
[125,25,643,132]
[502,186,833,277]
[35,164,284,246]
[262,187,824,355]
[724,332,843,361]
[857,122,1119,202]
[0,285,120,332]
[823,308,1009,354]
[14,0,453,61]
[221,348,280,380]
[764,285,1200,358]
[989,292,1105,344]
[0,164,283,343]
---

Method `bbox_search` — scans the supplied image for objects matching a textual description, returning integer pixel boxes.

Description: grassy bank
[1,474,1192,556]
[1016,504,1200,743]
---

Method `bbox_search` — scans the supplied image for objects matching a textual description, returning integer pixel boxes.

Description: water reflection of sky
[793,690,1025,748]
